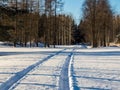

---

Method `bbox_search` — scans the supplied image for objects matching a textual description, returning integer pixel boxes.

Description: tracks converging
[0,48,77,90]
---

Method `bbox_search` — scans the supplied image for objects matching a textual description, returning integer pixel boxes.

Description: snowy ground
[73,48,120,90]
[0,45,120,90]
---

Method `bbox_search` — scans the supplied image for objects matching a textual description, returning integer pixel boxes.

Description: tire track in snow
[0,49,66,90]
[59,49,75,90]
[69,55,80,90]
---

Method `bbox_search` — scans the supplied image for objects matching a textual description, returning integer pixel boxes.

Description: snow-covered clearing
[0,45,120,90]
[73,47,120,90]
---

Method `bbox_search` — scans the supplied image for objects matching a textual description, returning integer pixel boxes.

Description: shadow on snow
[75,51,120,56]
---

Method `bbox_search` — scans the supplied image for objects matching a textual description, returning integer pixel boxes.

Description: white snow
[0,43,120,90]
[73,48,120,90]
[0,47,63,89]
[11,49,71,90]
[68,54,74,90]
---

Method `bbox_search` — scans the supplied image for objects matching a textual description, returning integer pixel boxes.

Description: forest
[0,0,120,47]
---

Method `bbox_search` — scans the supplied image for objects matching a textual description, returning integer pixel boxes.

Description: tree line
[0,0,75,47]
[78,0,120,47]
[0,0,120,48]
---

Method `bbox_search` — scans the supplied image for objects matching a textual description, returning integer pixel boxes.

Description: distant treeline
[0,0,120,47]
[78,0,120,47]
[0,0,77,47]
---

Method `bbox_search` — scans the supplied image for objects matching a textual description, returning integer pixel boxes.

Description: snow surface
[73,48,120,90]
[0,44,120,90]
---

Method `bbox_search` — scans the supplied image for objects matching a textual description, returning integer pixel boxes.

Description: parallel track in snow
[59,49,75,90]
[0,49,66,90]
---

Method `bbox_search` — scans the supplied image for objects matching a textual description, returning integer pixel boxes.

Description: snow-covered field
[74,48,120,90]
[0,44,120,90]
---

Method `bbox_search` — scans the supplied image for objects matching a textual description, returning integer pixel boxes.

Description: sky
[64,0,120,24]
